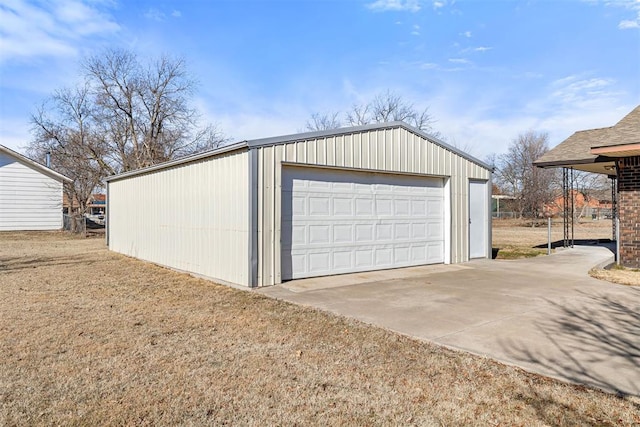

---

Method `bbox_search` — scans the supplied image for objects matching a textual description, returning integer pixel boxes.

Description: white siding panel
[108,150,250,286]
[257,126,491,286]
[0,152,63,231]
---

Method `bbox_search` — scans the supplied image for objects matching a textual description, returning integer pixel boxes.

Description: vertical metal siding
[108,150,250,286]
[256,127,491,286]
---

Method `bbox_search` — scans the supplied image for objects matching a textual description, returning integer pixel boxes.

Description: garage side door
[281,167,444,281]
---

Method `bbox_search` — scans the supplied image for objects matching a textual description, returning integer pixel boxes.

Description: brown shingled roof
[534,105,640,174]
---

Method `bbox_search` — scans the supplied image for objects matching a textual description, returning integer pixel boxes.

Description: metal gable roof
[0,144,72,183]
[107,121,492,182]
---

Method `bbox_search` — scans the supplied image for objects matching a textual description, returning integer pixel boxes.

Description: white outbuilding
[106,122,492,287]
[0,144,71,231]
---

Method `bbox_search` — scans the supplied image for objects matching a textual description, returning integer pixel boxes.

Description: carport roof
[534,105,640,175]
[107,121,493,182]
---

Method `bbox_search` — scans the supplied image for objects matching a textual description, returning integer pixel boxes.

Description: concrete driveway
[259,246,640,396]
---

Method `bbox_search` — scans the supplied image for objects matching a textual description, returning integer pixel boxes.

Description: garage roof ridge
[246,121,493,171]
[107,121,492,182]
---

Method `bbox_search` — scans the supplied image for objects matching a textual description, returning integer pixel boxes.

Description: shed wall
[108,150,250,286]
[0,152,64,231]
[256,127,491,286]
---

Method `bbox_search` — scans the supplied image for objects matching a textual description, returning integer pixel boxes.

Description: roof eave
[106,141,249,182]
[0,144,72,183]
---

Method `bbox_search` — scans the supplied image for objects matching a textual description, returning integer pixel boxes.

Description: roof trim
[591,142,640,156]
[106,121,493,182]
[106,141,249,182]
[0,144,72,183]
[246,121,493,171]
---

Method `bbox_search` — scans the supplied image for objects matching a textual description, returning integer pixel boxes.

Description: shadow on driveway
[500,288,640,397]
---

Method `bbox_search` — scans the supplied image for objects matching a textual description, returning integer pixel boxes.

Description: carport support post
[548,217,551,256]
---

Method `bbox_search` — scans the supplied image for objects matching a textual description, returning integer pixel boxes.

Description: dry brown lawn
[492,218,640,286]
[1,231,639,426]
[590,266,640,287]
[492,218,612,259]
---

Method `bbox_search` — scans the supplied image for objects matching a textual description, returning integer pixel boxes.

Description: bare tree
[346,91,438,135]
[308,90,440,136]
[496,131,559,219]
[305,112,342,131]
[30,84,106,222]
[572,171,611,219]
[84,49,225,172]
[28,49,226,223]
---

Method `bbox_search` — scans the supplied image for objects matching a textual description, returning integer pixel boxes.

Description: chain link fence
[63,214,86,235]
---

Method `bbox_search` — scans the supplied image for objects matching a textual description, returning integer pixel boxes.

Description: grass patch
[1,232,638,425]
[494,247,549,259]
[492,219,611,259]
[590,264,640,286]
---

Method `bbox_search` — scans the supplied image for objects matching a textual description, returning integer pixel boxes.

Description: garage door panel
[355,249,374,267]
[394,199,411,216]
[375,198,393,215]
[309,197,330,215]
[356,198,374,215]
[412,223,427,239]
[282,167,445,280]
[376,223,393,241]
[333,224,353,242]
[355,224,374,242]
[333,198,353,215]
[411,244,427,262]
[427,222,444,239]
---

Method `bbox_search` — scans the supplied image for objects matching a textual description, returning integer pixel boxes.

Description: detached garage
[106,122,492,287]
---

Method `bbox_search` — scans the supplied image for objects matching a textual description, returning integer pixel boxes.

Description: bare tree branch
[495,131,560,219]
[310,90,440,135]
[28,49,227,219]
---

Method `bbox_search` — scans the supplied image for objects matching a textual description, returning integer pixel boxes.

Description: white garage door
[281,167,444,281]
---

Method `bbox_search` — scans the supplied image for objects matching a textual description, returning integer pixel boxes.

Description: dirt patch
[1,232,638,425]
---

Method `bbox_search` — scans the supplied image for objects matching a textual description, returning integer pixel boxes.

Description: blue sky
[1,0,639,159]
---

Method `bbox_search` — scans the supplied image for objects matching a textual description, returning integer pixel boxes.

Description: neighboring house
[64,193,107,216]
[88,193,106,216]
[535,105,640,267]
[544,190,612,218]
[107,121,493,288]
[0,144,72,231]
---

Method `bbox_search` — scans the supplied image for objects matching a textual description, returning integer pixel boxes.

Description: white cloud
[549,75,620,105]
[0,0,119,64]
[597,0,640,29]
[144,8,165,22]
[420,62,439,69]
[411,24,421,35]
[172,10,182,18]
[460,30,472,38]
[474,46,492,52]
[366,0,421,13]
[448,58,470,64]
[618,18,639,29]
[433,1,445,9]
